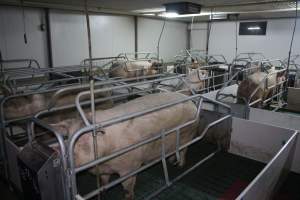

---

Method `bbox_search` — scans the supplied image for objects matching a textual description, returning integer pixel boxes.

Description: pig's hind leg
[121,175,136,200]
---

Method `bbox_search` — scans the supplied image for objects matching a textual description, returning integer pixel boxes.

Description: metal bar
[175,129,180,163]
[73,97,204,173]
[249,98,262,107]
[263,90,285,105]
[145,150,218,200]
[75,75,185,124]
[69,94,230,199]
[82,114,226,199]
[160,129,170,186]
[45,8,53,68]
[0,58,41,69]
[236,131,298,199]
[48,73,170,108]
[134,16,138,58]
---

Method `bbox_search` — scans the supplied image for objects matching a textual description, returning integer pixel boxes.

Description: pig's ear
[50,121,70,137]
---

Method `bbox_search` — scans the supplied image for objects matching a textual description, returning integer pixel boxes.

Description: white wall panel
[208,21,237,62]
[90,15,135,58]
[138,18,188,62]
[50,10,135,66]
[0,6,48,68]
[50,10,88,66]
[191,19,300,63]
[190,23,207,51]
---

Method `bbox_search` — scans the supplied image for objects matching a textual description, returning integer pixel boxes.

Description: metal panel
[193,18,300,63]
[50,9,135,66]
[137,17,188,62]
[249,108,300,173]
[190,23,208,51]
[5,136,22,192]
[50,9,88,66]
[236,131,298,200]
[230,117,294,163]
[0,6,48,68]
[287,87,300,112]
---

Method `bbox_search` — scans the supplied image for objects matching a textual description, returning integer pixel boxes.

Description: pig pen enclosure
[1,73,297,200]
[0,55,299,200]
[0,0,300,197]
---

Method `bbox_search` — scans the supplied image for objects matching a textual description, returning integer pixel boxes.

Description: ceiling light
[248,26,261,30]
[132,7,165,13]
[160,12,179,18]
[143,13,155,16]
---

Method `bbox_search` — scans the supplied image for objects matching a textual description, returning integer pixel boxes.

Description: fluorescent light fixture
[158,12,210,18]
[133,7,165,13]
[248,26,261,30]
[143,13,155,16]
[160,12,179,18]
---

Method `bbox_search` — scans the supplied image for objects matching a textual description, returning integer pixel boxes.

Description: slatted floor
[77,142,266,200]
[1,141,300,200]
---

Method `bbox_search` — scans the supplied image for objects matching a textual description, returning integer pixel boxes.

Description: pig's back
[94,92,196,122]
[98,92,198,163]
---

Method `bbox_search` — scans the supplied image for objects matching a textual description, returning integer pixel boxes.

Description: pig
[109,60,158,78]
[51,92,198,200]
[178,69,209,95]
[237,67,286,107]
[3,88,112,120]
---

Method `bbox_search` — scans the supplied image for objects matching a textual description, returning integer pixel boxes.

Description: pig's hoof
[124,190,134,200]
[178,160,186,168]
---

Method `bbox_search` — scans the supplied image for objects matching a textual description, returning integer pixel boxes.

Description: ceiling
[0,0,299,21]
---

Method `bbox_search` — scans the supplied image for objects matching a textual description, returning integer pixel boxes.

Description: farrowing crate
[0,73,177,192]
[24,79,298,200]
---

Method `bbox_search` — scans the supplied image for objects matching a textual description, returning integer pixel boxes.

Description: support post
[134,16,138,59]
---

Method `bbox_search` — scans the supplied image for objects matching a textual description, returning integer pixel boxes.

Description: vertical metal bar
[187,25,191,50]
[206,16,211,54]
[235,15,238,59]
[157,19,166,60]
[161,129,170,186]
[45,8,53,69]
[134,16,138,59]
[175,129,181,163]
[26,121,33,142]
[84,0,101,199]
[286,0,298,82]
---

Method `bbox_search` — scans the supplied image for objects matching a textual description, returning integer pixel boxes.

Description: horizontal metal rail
[216,65,261,100]
[31,87,156,137]
[0,58,41,72]
[75,75,185,126]
[68,93,231,199]
[248,68,287,105]
[48,73,174,109]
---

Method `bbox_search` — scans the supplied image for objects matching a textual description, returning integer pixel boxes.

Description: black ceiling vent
[164,2,202,15]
